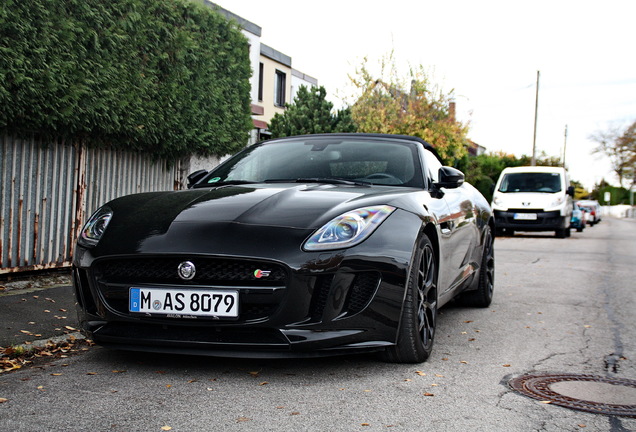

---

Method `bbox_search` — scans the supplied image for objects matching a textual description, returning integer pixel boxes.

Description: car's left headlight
[551,196,565,207]
[303,205,396,251]
[78,206,113,248]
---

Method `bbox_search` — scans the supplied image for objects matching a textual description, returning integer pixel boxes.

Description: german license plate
[513,213,537,220]
[129,287,238,318]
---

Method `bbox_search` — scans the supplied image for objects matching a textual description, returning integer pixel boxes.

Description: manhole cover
[509,373,636,417]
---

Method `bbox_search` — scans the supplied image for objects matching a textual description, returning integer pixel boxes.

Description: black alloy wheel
[461,226,495,308]
[381,235,437,363]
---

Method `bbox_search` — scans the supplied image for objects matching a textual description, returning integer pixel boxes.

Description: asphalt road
[1,217,635,431]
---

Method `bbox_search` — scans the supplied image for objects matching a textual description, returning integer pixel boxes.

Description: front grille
[91,256,288,322]
[94,257,287,287]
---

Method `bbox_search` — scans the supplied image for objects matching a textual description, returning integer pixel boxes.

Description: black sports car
[73,133,495,363]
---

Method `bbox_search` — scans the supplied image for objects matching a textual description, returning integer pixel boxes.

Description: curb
[8,332,86,353]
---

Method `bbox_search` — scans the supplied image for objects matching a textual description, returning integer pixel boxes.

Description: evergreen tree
[269,86,356,138]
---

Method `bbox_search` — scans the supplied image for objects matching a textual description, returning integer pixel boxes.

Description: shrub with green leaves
[0,0,253,159]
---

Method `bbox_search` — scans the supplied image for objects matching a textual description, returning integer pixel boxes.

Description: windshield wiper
[265,178,371,187]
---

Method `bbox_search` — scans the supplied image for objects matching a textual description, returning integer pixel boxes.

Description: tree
[590,120,636,188]
[268,85,356,138]
[348,55,468,164]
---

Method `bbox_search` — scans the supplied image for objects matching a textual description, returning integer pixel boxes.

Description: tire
[381,235,437,363]
[576,226,583,233]
[461,226,495,308]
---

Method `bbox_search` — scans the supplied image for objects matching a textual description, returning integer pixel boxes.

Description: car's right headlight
[78,206,113,248]
[303,205,395,251]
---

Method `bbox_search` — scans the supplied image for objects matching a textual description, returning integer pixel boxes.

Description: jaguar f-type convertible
[73,133,495,363]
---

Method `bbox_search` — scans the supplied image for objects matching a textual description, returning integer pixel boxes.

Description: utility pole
[563,124,568,168]
[531,70,540,166]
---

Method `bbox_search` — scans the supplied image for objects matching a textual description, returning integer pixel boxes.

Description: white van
[491,166,574,238]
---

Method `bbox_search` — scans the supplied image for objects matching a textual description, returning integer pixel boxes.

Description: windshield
[196,137,424,188]
[498,172,562,193]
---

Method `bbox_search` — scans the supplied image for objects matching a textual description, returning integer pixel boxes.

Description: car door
[421,149,477,297]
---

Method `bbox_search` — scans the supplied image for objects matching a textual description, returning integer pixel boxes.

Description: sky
[213,0,636,190]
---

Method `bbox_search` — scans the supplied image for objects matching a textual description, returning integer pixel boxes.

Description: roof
[264,133,442,162]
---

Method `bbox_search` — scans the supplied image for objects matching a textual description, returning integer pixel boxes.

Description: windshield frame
[193,136,426,189]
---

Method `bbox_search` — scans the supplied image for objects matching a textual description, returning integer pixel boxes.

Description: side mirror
[567,185,575,197]
[187,169,208,189]
[435,166,465,189]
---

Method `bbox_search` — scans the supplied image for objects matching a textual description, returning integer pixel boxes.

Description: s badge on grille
[178,261,196,280]
[254,269,271,279]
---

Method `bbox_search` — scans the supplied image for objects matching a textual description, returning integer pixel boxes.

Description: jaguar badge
[178,261,196,280]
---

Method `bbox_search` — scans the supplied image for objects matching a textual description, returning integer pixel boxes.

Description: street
[1,217,635,431]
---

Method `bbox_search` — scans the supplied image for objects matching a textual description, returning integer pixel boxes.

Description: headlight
[551,196,565,207]
[78,206,113,247]
[303,205,395,251]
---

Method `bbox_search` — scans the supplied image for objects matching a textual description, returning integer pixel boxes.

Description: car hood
[91,183,410,256]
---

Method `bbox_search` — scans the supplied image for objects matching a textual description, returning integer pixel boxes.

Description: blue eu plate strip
[130,288,141,312]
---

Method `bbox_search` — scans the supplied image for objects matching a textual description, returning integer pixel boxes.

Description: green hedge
[0,0,252,159]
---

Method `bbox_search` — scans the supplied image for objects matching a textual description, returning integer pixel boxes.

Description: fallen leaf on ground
[540,400,552,404]
[64,326,77,331]
[236,417,251,423]
[361,423,370,426]
[503,364,511,367]
[50,373,62,376]
[112,370,127,373]
[45,298,56,303]
[248,371,260,377]
[86,372,97,375]
[290,412,300,416]
[464,320,473,323]
[415,371,426,376]
[435,374,444,377]
[259,382,269,386]
[0,398,8,403]
[161,426,172,431]
[460,360,468,364]
[423,392,434,397]
[578,425,586,428]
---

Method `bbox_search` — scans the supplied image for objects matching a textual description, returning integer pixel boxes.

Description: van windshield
[498,172,562,193]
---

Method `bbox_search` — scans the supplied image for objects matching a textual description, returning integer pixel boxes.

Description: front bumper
[493,209,565,231]
[73,210,422,358]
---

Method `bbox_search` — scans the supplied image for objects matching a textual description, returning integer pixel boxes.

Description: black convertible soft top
[264,133,443,163]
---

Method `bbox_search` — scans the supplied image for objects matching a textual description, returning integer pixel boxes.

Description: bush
[0,0,253,159]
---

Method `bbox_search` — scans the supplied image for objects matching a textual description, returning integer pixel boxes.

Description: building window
[274,70,286,107]
[258,63,264,102]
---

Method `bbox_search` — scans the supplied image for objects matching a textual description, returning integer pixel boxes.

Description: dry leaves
[1,339,93,374]
[0,398,8,403]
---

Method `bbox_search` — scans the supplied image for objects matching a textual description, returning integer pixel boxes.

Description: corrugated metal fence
[0,135,180,274]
